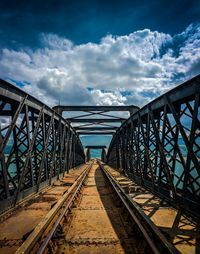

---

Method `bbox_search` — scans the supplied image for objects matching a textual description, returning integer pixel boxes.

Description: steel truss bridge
[0,75,200,219]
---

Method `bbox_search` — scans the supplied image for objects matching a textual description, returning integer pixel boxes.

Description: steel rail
[0,163,85,221]
[98,162,180,254]
[37,163,92,254]
[15,162,93,254]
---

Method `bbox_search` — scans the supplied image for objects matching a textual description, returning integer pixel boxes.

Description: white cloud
[0,23,200,107]
[91,89,127,106]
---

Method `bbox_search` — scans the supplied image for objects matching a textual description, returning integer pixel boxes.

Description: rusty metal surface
[105,165,200,254]
[0,165,86,254]
[1,160,199,254]
[56,162,137,254]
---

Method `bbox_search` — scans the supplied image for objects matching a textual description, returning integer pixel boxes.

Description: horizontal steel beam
[67,118,124,122]
[0,110,14,116]
[75,127,118,131]
[79,132,115,135]
[53,105,139,112]
[85,146,106,149]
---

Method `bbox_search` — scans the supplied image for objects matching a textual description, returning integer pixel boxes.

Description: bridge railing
[107,75,200,217]
[0,79,85,213]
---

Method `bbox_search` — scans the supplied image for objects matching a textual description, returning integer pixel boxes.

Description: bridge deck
[104,165,200,254]
[57,162,135,253]
[0,161,199,254]
[0,165,87,254]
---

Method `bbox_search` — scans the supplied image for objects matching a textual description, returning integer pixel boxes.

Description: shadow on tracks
[94,165,137,254]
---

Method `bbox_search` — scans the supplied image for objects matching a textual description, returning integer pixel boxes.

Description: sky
[0,0,200,153]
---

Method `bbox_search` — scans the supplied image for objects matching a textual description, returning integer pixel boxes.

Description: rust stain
[105,165,200,254]
[57,163,136,254]
[0,166,86,254]
[1,162,199,254]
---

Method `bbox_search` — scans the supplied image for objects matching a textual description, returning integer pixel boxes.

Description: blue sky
[0,0,200,48]
[0,0,200,151]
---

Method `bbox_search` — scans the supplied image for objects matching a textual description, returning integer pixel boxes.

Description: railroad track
[14,162,93,254]
[98,162,179,254]
[14,160,179,254]
[0,163,88,254]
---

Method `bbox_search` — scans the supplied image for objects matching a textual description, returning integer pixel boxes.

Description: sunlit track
[98,162,179,254]
[0,77,199,254]
[55,161,137,254]
[13,162,93,254]
[12,160,182,254]
[0,164,89,254]
[101,163,200,254]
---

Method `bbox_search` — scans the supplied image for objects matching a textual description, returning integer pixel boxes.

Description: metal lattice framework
[0,79,85,212]
[107,75,200,217]
[1,75,200,217]
[85,146,107,162]
[53,105,139,135]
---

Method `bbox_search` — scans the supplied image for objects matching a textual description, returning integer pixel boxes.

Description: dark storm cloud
[0,0,199,49]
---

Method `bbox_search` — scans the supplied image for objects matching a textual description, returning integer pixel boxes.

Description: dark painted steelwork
[79,132,115,135]
[101,148,107,163]
[1,74,199,219]
[85,146,107,162]
[75,127,118,131]
[53,105,139,136]
[107,75,200,217]
[67,118,124,123]
[53,105,139,115]
[0,79,85,213]
[85,146,106,149]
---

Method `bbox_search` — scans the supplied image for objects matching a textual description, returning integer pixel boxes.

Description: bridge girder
[0,75,200,219]
[107,74,200,218]
[53,105,140,136]
[0,79,85,214]
[85,146,107,162]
